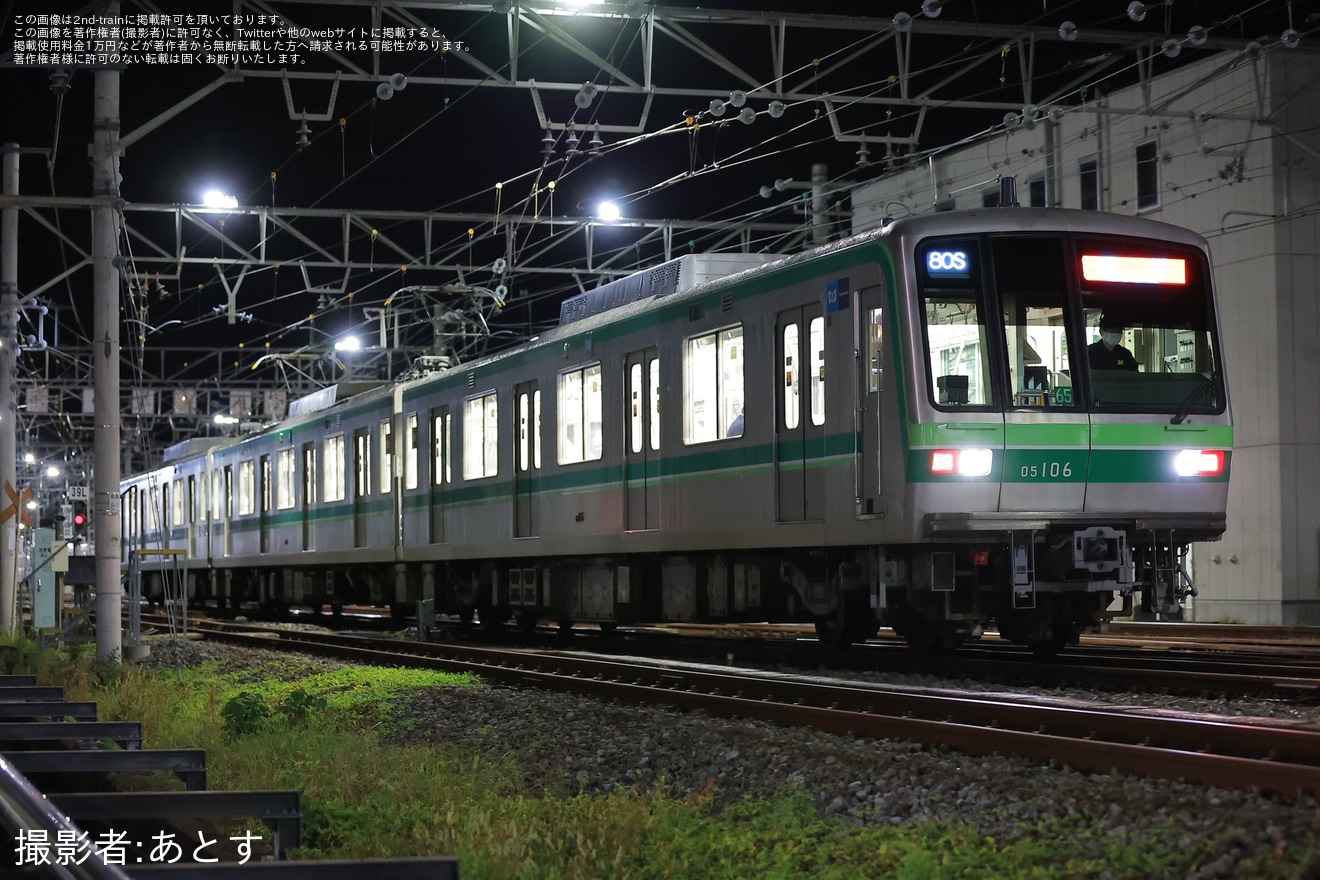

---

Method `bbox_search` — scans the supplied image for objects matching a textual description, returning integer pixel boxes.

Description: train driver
[1088,316,1139,371]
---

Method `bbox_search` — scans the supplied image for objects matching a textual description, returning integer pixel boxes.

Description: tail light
[930,448,993,476]
[1174,449,1225,477]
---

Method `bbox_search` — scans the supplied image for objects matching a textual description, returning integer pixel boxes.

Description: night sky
[0,0,1310,397]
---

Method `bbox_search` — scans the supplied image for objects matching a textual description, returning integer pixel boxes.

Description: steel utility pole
[0,144,19,634]
[93,19,124,661]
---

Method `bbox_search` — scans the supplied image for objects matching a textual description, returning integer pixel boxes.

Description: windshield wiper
[1170,372,1216,425]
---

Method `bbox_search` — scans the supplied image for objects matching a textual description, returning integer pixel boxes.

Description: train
[120,197,1231,654]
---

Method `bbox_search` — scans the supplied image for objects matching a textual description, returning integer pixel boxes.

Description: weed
[278,688,328,726]
[220,691,272,737]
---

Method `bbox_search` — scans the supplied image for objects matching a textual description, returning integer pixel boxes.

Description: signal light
[930,448,993,476]
[1174,449,1225,477]
[71,500,88,537]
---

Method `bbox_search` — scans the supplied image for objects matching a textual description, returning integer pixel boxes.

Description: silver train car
[121,204,1231,653]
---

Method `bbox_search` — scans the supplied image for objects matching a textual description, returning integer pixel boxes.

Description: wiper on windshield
[1170,372,1216,425]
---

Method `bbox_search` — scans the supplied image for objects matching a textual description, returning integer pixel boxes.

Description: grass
[5,636,1319,878]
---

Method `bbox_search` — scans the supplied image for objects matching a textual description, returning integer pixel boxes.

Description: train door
[856,289,885,516]
[258,454,271,553]
[300,442,315,551]
[429,406,451,543]
[353,427,370,548]
[776,304,827,521]
[513,381,541,538]
[624,348,660,530]
[992,237,1087,513]
[222,465,233,557]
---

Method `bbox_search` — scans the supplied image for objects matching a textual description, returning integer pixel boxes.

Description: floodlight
[46,465,60,478]
[597,201,622,221]
[201,190,238,209]
[335,335,362,352]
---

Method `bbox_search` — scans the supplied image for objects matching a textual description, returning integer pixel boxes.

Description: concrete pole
[810,162,829,246]
[92,45,124,661]
[0,145,19,635]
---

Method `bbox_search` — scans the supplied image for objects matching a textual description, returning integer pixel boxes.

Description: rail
[0,752,133,880]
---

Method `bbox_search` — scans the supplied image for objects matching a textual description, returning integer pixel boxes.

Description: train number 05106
[1021,461,1073,478]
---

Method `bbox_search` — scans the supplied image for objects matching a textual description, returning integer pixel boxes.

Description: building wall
[850,50,1320,624]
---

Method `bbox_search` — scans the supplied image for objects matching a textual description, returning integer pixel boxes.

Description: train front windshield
[1075,238,1223,415]
[917,233,1225,417]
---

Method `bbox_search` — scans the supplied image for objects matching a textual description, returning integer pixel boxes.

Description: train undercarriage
[143,522,1200,656]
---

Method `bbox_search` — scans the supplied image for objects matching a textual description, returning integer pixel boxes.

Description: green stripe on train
[1091,423,1233,447]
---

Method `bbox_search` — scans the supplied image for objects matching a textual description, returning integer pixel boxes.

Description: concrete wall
[850,49,1320,624]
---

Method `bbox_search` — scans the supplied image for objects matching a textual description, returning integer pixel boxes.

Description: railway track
[475,622,1320,700]
[161,617,1320,800]
[154,608,1320,698]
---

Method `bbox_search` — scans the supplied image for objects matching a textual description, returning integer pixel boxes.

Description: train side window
[519,391,530,471]
[533,389,542,469]
[355,430,372,500]
[324,434,346,501]
[237,460,255,515]
[379,419,393,494]
[404,413,419,489]
[171,478,185,527]
[782,323,800,430]
[260,456,272,517]
[649,358,660,451]
[685,324,744,444]
[809,316,825,426]
[867,307,884,393]
[463,392,499,479]
[558,363,603,464]
[276,447,296,509]
[211,471,222,520]
[432,409,453,485]
[629,363,643,454]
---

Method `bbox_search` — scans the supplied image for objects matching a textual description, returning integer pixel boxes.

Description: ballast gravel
[139,637,1320,877]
